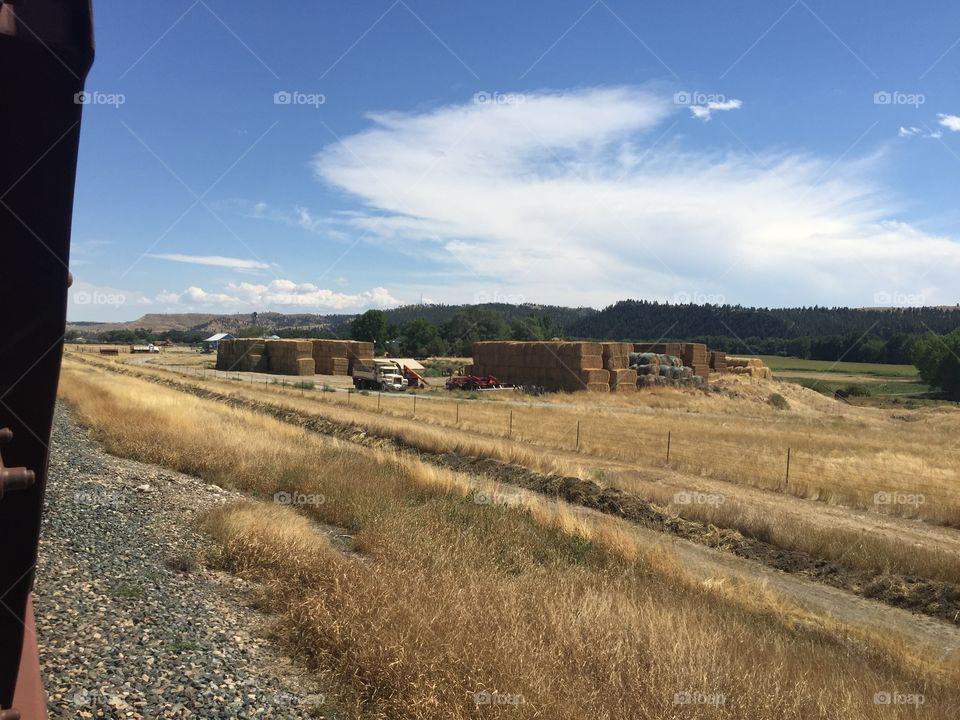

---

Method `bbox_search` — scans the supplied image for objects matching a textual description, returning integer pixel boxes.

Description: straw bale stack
[635,342,684,356]
[471,341,609,392]
[215,339,268,372]
[709,351,727,372]
[609,368,638,392]
[266,340,315,376]
[311,339,374,375]
[681,343,711,380]
[726,356,773,379]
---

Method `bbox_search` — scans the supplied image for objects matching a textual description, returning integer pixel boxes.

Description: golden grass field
[72,350,960,586]
[57,357,960,719]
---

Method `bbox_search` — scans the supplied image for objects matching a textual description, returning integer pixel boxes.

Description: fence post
[575,419,581,452]
[785,447,791,486]
[413,393,417,417]
[666,431,671,463]
[378,391,382,411]
[508,410,513,438]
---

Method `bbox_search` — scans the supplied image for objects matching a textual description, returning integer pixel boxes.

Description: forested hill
[329,303,596,336]
[569,301,960,341]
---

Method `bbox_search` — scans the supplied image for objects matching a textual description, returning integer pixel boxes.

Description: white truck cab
[352,359,407,391]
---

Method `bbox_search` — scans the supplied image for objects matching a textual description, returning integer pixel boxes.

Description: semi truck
[352,359,407,391]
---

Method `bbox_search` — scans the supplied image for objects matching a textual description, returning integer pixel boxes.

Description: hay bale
[296,358,316,376]
[608,368,637,390]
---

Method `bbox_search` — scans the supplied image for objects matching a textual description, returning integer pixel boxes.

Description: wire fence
[97,358,958,525]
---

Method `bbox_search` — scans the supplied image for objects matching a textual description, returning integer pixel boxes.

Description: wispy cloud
[689,98,743,121]
[898,125,941,139]
[308,86,960,307]
[146,253,270,270]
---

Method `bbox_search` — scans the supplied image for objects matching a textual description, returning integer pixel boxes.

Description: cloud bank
[308,86,960,307]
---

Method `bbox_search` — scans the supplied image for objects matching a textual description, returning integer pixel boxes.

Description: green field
[753,355,918,378]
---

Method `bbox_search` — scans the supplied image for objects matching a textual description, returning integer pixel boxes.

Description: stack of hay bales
[601,342,636,392]
[681,343,711,380]
[634,353,681,375]
[311,339,374,375]
[709,351,727,373]
[215,339,267,372]
[470,341,609,392]
[635,342,683,356]
[726,356,773,380]
[266,340,315,376]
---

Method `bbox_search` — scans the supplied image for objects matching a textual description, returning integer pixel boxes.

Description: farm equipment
[401,365,430,389]
[353,360,407,391]
[445,375,512,391]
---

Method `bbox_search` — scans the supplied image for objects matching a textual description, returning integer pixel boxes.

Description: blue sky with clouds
[70,0,960,320]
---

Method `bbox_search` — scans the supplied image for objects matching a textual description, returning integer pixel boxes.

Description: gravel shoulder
[35,403,334,719]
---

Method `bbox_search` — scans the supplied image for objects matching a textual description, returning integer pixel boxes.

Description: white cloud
[155,280,398,311]
[146,253,269,270]
[900,125,943,139]
[938,113,960,132]
[308,86,960,307]
[689,98,743,121]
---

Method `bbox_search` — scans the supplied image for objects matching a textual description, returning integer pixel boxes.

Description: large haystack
[680,343,711,380]
[726,356,773,380]
[265,340,315,376]
[215,339,268,372]
[311,339,374,375]
[470,341,610,392]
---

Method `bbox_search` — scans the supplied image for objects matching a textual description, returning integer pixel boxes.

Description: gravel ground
[34,403,332,719]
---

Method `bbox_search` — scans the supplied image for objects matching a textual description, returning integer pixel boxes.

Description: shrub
[767,392,789,410]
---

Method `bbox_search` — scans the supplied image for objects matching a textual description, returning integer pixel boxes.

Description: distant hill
[567,301,960,341]
[67,312,339,336]
[70,304,597,338]
[68,301,960,363]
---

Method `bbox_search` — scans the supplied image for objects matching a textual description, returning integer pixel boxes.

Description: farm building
[202,332,234,352]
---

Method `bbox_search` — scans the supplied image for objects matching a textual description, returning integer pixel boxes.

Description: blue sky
[70,0,960,320]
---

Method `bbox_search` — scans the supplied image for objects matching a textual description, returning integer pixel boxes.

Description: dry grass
[67,354,960,584]
[57,361,960,719]
[86,350,960,527]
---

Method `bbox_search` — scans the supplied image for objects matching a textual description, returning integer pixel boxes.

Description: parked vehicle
[445,374,511,391]
[352,360,407,391]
